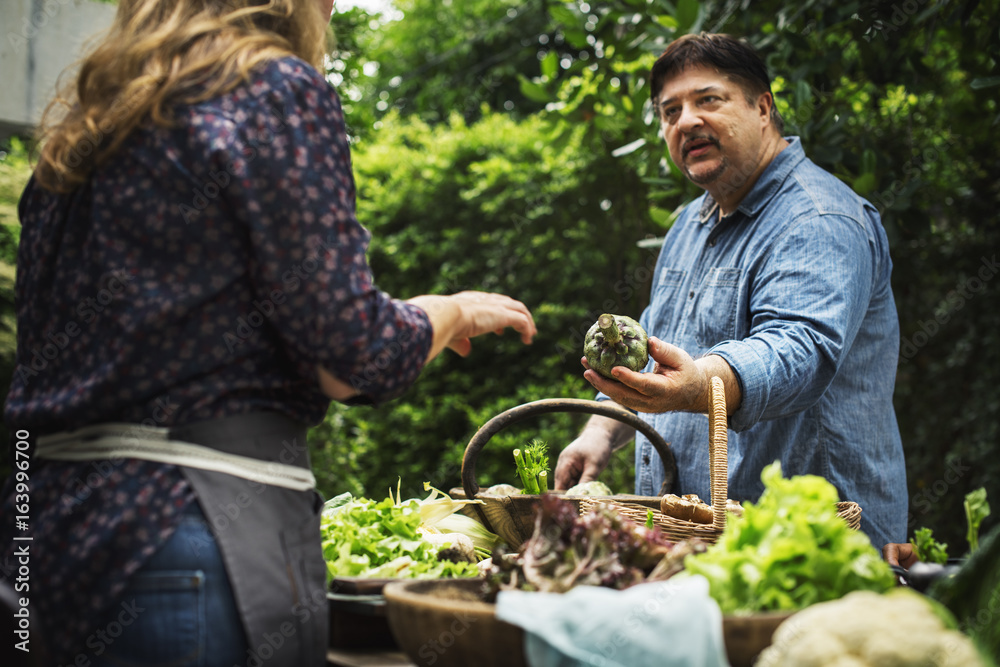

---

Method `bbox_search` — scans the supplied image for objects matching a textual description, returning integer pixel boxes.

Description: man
[554,33,906,549]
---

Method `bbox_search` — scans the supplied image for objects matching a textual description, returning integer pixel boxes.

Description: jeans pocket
[96,571,205,667]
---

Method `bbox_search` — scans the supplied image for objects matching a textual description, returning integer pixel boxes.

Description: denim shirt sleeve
[709,212,875,431]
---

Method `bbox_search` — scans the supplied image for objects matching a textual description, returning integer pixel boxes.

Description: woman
[0,0,535,664]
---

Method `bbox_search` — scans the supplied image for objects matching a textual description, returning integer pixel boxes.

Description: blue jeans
[89,504,248,667]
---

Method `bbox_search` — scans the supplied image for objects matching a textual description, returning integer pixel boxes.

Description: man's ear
[758,91,775,127]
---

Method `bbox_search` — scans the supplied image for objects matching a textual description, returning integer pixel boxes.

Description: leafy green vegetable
[514,439,549,495]
[930,525,1000,663]
[320,488,486,584]
[964,487,991,554]
[911,526,949,564]
[412,483,500,560]
[683,462,895,614]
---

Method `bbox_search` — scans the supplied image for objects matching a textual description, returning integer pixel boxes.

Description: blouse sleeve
[221,58,432,404]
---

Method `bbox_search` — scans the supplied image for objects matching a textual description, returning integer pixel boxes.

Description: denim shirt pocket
[649,268,687,332]
[695,267,742,347]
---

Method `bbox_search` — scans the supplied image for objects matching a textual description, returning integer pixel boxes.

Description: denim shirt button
[688,291,695,299]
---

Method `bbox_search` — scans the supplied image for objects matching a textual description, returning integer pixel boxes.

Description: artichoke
[583,313,649,380]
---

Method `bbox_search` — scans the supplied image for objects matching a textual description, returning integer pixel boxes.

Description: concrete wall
[0,0,115,139]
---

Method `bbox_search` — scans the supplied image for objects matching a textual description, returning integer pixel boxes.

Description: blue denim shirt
[628,137,906,549]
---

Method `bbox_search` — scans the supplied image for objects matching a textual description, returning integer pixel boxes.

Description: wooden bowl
[384,578,527,667]
[383,578,793,667]
[722,610,794,667]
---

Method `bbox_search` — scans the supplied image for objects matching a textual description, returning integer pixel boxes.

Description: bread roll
[659,493,714,524]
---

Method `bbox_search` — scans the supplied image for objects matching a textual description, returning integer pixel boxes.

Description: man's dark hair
[650,33,784,134]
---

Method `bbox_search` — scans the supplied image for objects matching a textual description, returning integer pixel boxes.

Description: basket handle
[461,398,677,531]
[707,376,729,531]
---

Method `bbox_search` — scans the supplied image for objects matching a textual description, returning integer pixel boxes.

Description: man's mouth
[683,137,718,158]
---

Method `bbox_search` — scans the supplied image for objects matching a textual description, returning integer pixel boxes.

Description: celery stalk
[514,449,539,494]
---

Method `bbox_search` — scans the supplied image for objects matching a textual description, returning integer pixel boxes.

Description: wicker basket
[578,377,863,541]
[459,397,678,549]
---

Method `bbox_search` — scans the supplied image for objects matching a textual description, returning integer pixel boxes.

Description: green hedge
[310,109,663,500]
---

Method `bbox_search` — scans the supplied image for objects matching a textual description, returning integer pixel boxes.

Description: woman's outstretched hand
[409,291,536,360]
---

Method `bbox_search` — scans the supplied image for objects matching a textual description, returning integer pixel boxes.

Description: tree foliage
[0,137,30,470]
[308,109,657,499]
[321,0,1000,545]
[0,0,995,550]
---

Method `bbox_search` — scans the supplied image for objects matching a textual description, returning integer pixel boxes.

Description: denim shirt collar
[698,136,806,225]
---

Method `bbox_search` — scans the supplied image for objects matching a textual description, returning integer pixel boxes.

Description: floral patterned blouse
[1,55,432,662]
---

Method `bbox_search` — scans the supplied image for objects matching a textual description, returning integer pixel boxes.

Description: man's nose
[675,103,703,133]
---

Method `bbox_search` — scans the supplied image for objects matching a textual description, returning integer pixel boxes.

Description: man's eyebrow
[659,85,724,109]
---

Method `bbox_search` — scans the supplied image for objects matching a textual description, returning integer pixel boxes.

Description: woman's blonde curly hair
[35,0,328,192]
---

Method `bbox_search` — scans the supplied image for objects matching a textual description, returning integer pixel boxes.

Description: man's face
[656,66,769,190]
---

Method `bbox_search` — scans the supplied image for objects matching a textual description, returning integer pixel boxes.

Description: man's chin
[684,162,726,185]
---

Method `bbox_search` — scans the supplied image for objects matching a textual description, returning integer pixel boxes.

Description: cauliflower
[756,589,986,667]
[564,480,613,496]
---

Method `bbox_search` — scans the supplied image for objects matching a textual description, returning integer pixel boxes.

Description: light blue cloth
[610,137,907,550]
[495,575,730,667]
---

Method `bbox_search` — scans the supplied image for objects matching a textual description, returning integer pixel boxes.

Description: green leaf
[656,15,679,30]
[964,487,991,553]
[676,0,701,34]
[548,5,578,27]
[910,526,949,564]
[518,75,552,103]
[852,173,876,195]
[861,148,877,176]
[541,50,559,80]
[563,28,590,49]
[795,80,813,110]
[970,76,1000,90]
[649,206,673,226]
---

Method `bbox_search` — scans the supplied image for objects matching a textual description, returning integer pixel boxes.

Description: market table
[326,648,415,667]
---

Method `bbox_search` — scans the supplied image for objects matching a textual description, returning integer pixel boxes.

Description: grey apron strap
[171,413,328,667]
